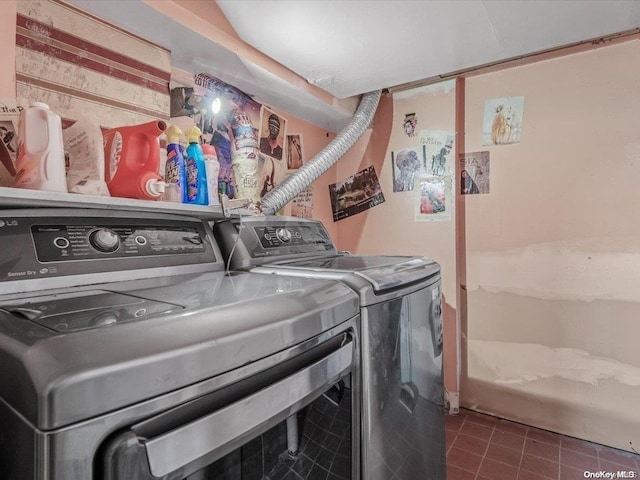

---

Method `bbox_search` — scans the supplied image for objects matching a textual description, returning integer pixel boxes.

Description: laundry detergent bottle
[14,102,67,193]
[201,144,220,206]
[103,120,167,200]
[163,125,186,203]
[185,126,208,205]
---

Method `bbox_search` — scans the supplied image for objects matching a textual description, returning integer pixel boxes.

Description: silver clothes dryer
[215,216,445,480]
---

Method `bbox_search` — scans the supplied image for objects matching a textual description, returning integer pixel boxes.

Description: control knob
[276,228,292,243]
[89,228,120,253]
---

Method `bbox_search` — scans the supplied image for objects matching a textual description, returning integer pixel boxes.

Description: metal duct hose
[260,90,382,215]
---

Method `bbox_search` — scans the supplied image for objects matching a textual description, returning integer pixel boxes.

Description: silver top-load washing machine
[215,216,445,480]
[0,209,360,480]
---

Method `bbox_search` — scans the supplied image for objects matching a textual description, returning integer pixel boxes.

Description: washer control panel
[0,210,220,287]
[33,224,205,262]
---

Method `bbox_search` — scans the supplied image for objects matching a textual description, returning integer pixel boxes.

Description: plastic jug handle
[142,133,152,167]
[143,121,166,168]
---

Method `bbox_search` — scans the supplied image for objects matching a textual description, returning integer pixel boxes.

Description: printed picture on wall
[258,153,287,198]
[286,133,304,170]
[391,145,427,192]
[283,169,313,218]
[259,107,287,161]
[482,96,524,146]
[461,151,490,195]
[402,113,418,137]
[291,186,313,218]
[0,98,27,188]
[419,130,455,176]
[172,73,263,200]
[0,121,17,157]
[291,187,313,218]
[194,74,262,151]
[329,165,385,222]
[414,175,452,222]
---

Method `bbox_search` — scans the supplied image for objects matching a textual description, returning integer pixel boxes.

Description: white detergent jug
[14,102,68,193]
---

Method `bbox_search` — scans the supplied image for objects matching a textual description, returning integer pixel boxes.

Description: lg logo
[0,220,18,227]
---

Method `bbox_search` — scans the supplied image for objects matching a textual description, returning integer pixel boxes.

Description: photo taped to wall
[461,151,490,195]
[286,133,304,170]
[259,107,287,161]
[329,165,385,222]
[391,145,427,192]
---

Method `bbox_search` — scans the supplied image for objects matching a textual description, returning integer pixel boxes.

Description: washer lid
[0,271,358,430]
[1,290,183,332]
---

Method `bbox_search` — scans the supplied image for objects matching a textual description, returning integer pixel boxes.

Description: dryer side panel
[360,280,444,480]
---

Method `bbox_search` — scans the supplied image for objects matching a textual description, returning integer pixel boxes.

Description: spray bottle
[14,102,67,193]
[164,125,186,203]
[103,120,167,200]
[185,126,208,205]
[201,144,220,206]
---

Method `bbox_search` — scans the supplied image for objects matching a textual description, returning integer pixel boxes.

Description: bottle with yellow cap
[185,125,208,205]
[164,125,186,203]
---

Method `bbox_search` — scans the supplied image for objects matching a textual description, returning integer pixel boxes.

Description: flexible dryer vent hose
[260,90,382,215]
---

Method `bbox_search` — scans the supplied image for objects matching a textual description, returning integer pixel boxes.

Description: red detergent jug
[103,120,167,200]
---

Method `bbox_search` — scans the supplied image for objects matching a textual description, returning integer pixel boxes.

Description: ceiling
[69,0,640,131]
[216,0,640,99]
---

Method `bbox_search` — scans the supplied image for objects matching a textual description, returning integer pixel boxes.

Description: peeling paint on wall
[463,42,640,450]
[467,237,640,303]
[393,79,456,100]
[468,339,640,386]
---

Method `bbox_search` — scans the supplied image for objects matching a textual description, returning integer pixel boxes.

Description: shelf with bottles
[0,187,255,220]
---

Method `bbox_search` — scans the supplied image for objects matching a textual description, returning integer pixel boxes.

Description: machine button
[89,228,120,253]
[276,228,292,243]
[53,237,70,249]
[135,235,147,246]
[89,311,118,327]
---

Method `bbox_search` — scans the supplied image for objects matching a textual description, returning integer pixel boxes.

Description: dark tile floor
[446,409,640,480]
[266,383,352,480]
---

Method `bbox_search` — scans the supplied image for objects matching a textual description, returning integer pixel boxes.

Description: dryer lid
[278,255,440,292]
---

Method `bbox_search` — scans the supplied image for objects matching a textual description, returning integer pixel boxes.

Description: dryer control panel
[253,224,330,250]
[214,216,337,269]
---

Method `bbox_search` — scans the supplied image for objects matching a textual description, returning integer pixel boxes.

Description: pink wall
[336,93,393,252]
[335,85,460,406]
[462,40,640,451]
[334,40,640,452]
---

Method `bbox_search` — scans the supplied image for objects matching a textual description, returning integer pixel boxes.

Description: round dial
[276,228,292,243]
[89,228,120,253]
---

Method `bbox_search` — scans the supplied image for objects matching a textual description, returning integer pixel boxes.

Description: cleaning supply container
[13,102,67,193]
[164,125,187,203]
[185,126,208,205]
[202,144,220,206]
[103,120,167,200]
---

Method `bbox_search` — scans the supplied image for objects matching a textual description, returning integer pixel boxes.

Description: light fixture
[211,97,221,114]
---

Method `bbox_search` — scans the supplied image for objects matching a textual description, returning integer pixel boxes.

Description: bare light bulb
[212,97,221,114]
